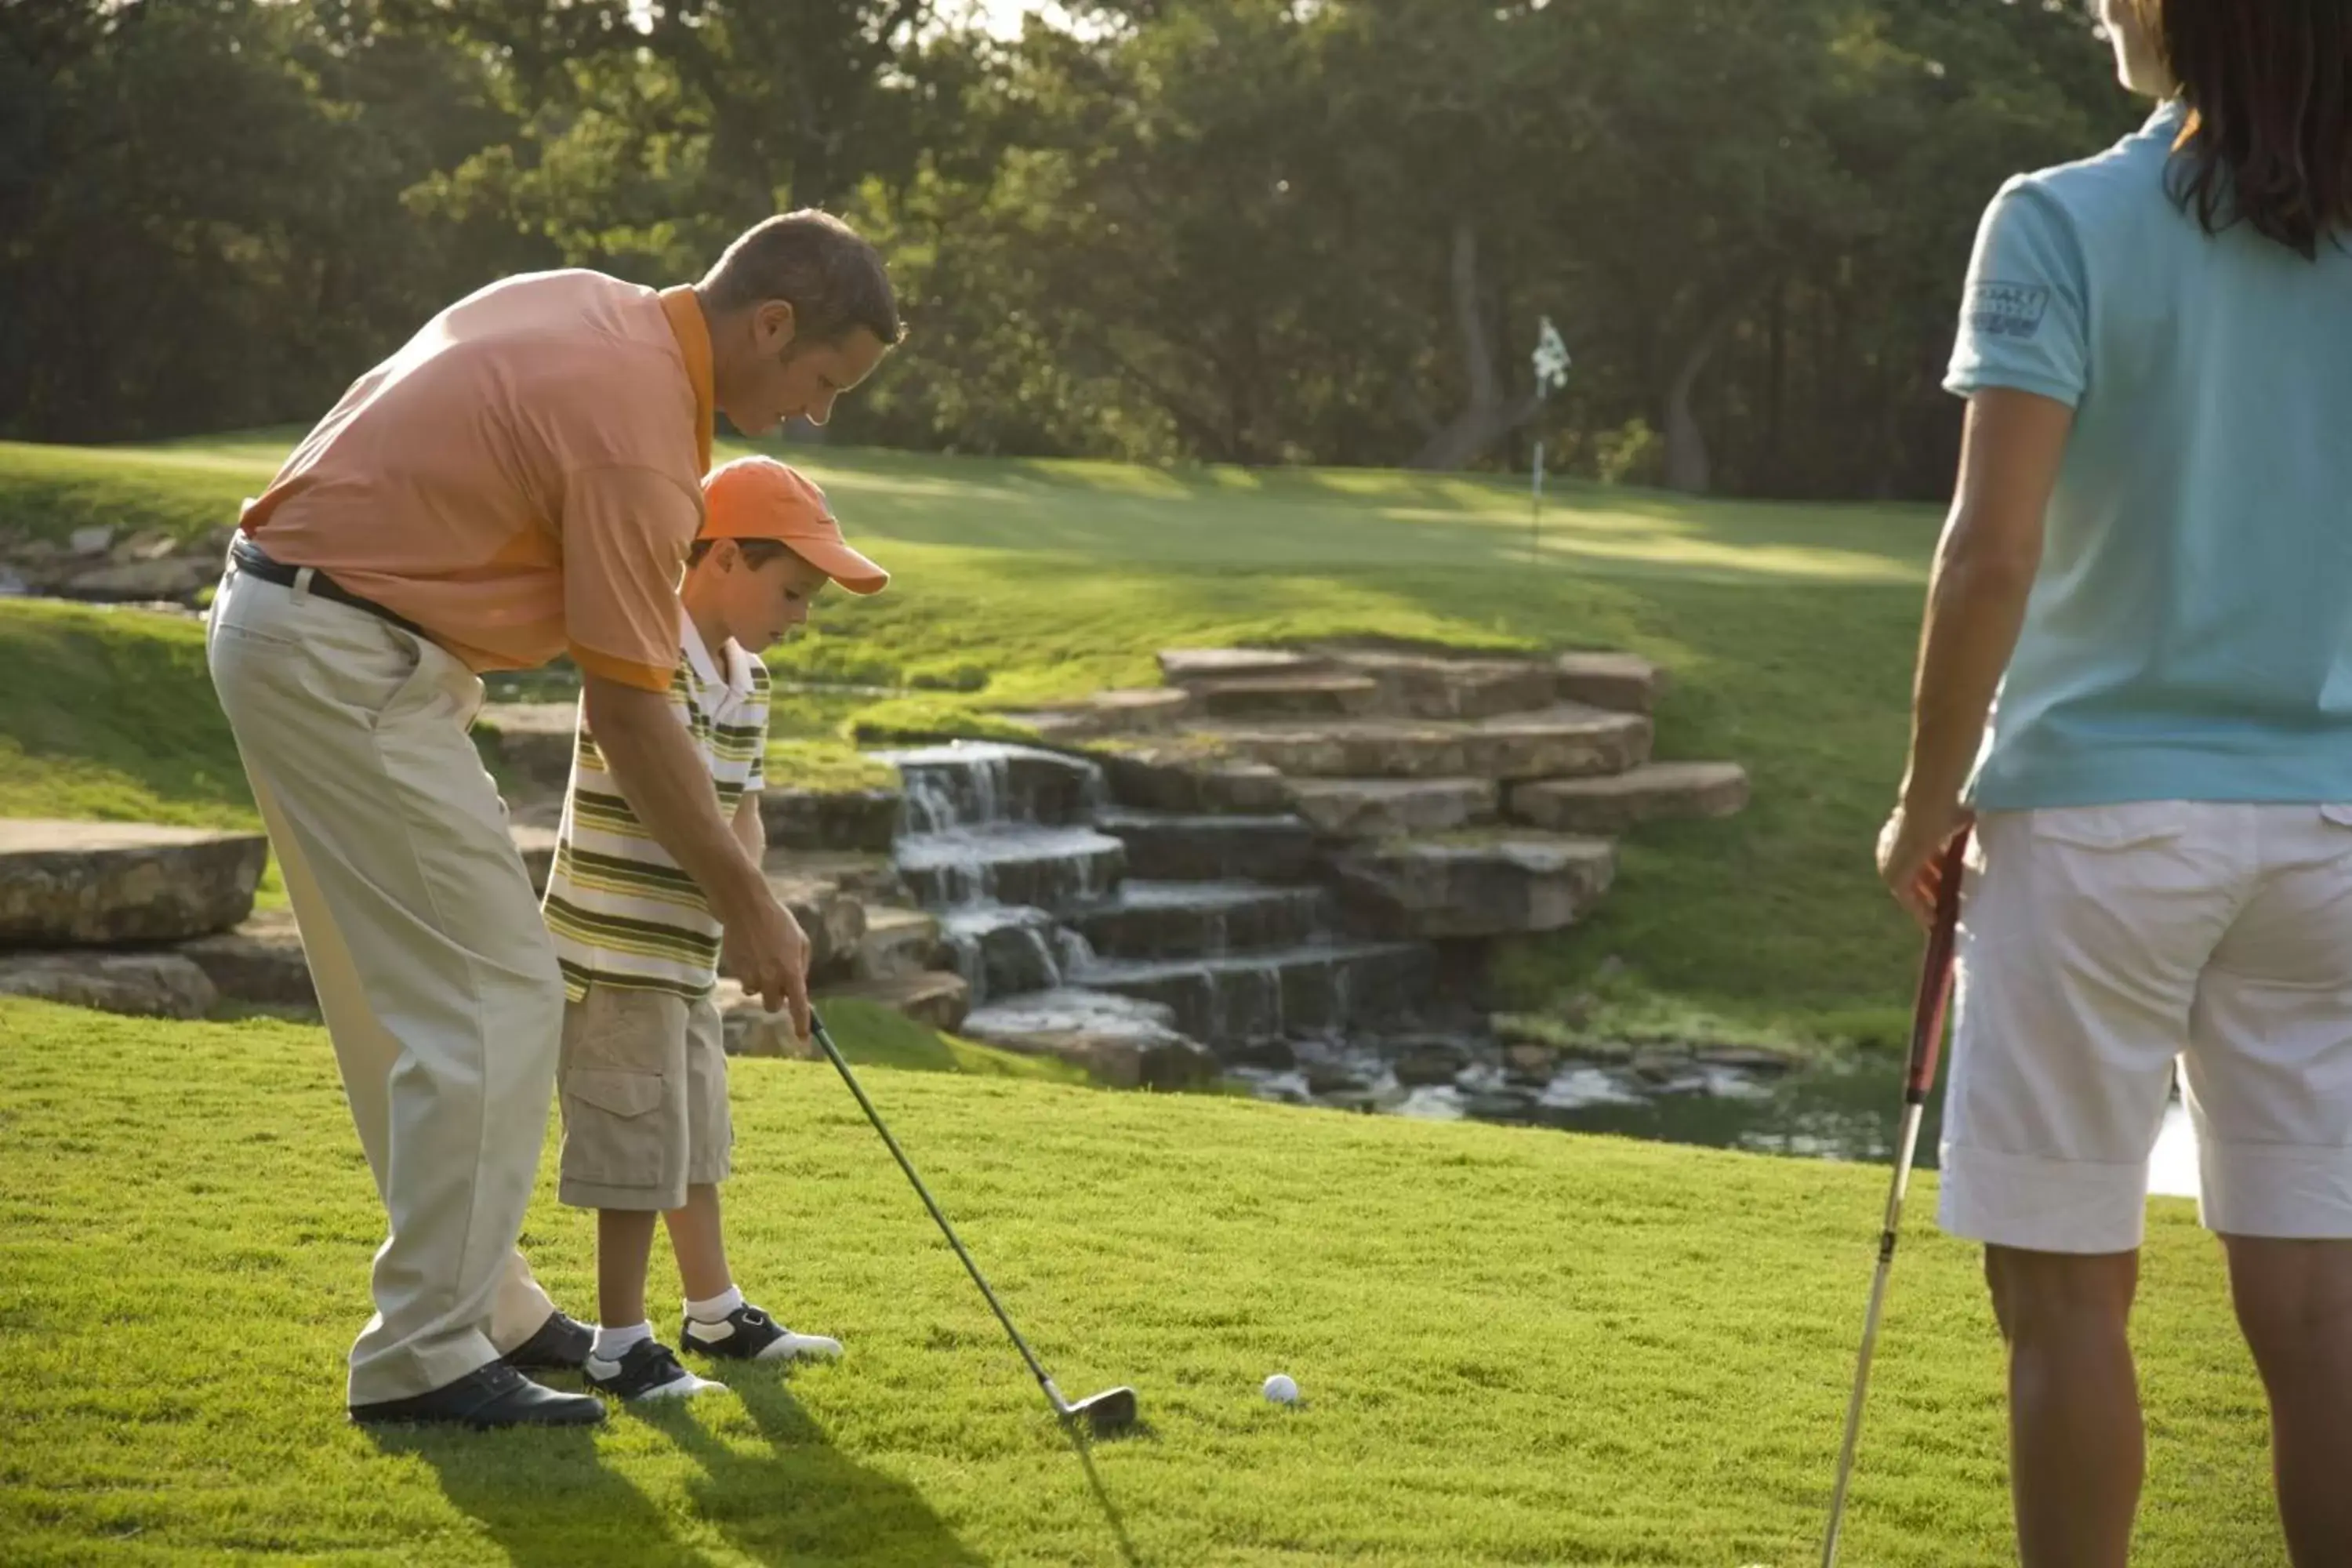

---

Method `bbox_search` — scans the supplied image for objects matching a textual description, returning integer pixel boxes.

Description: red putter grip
[1904,831,1971,1102]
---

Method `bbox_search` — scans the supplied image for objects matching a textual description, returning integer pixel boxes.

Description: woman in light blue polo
[1875,1,2352,1562]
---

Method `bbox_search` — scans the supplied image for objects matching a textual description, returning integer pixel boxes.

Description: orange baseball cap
[699,456,889,596]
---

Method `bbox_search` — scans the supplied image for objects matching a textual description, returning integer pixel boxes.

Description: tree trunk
[1408,216,1541,471]
[1661,283,1769,495]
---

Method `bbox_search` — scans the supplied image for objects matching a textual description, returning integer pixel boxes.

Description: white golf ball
[1262,1373,1299,1405]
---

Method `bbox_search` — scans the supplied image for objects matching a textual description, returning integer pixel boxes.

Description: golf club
[1820,830,1971,1568]
[808,1010,1140,1439]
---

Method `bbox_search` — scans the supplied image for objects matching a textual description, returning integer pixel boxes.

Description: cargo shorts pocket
[562,1068,669,1188]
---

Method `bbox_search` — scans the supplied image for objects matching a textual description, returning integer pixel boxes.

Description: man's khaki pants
[207,565,564,1405]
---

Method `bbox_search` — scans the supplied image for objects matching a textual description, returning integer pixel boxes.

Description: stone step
[958,989,1220,1089]
[760,786,901,854]
[892,826,1127,915]
[182,909,314,1007]
[472,702,579,793]
[1283,777,1497,839]
[1553,652,1664,714]
[0,820,270,946]
[937,904,1093,1004]
[1187,673,1383,720]
[1316,647,1559,720]
[1091,810,1320,883]
[1001,688,1194,743]
[1334,831,1617,938]
[1066,880,1327,960]
[855,906,942,982]
[1509,761,1749,835]
[770,849,902,903]
[814,971,972,1035]
[1158,647,1332,684]
[0,949,218,1018]
[1075,940,1438,1046]
[1187,704,1651,782]
[873,742,1105,832]
[1087,743,1292,815]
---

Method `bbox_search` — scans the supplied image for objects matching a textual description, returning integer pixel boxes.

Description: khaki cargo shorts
[557,983,732,1211]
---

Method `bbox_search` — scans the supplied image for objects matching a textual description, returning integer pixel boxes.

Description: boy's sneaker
[584,1339,726,1402]
[681,1303,844,1364]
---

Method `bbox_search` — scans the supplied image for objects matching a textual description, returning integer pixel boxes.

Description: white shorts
[1939,801,2352,1254]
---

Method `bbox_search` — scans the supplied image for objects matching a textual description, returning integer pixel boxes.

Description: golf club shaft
[808,1013,1065,1407]
[1821,832,1970,1568]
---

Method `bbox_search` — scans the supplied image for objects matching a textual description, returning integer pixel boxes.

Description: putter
[1820,831,1970,1568]
[808,1010,1139,1438]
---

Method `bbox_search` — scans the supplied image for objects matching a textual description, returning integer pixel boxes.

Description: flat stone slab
[0,950,217,1018]
[181,909,314,1007]
[0,820,269,946]
[855,906,942,982]
[893,825,1126,915]
[875,742,1107,833]
[1318,648,1557,720]
[817,970,971,1034]
[1066,880,1327,961]
[1510,761,1749,834]
[760,787,902,854]
[1004,688,1194,742]
[1189,704,1650,782]
[1188,673,1382,721]
[1284,777,1497,839]
[1077,940,1437,1044]
[960,989,1218,1089]
[1085,743,1292,815]
[1554,652,1664,714]
[512,824,561,895]
[1334,832,1617,938]
[1158,648,1329,684]
[1092,810,1320,884]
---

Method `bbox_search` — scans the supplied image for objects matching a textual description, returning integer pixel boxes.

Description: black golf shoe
[679,1303,842,1364]
[350,1363,604,1429]
[583,1339,725,1403]
[499,1310,594,1373]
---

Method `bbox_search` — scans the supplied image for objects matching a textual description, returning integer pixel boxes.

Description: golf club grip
[1904,831,1970,1102]
[806,1013,1060,1392]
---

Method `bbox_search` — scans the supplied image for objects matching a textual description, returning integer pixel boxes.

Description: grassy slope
[0,1001,2282,1567]
[0,434,1936,1030]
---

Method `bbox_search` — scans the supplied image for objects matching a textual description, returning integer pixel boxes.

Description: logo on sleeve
[1967,281,2050,340]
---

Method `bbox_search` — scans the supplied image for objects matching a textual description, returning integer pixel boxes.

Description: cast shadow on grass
[372,1376,982,1568]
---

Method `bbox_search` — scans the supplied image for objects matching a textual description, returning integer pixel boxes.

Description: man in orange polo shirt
[206,211,898,1428]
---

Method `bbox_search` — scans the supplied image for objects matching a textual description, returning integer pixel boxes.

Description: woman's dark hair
[2136,0,2352,256]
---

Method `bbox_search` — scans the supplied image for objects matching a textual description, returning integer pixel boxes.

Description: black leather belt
[228,535,428,641]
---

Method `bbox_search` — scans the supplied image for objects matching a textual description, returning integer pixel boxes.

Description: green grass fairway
[1,434,1939,1036]
[0,1002,2285,1566]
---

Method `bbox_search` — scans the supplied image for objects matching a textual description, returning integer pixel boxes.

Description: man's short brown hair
[702,211,903,347]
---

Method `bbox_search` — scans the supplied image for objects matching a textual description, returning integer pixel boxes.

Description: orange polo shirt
[240,270,717,692]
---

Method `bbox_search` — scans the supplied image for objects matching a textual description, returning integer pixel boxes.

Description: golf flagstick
[1820,829,1971,1568]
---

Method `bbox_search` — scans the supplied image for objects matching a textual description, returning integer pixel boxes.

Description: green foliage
[5,0,2134,499]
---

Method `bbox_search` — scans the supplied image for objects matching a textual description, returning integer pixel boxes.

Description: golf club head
[1065,1385,1139,1437]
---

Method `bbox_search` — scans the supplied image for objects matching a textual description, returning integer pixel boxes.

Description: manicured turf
[0,434,1938,1038]
[0,1000,2286,1566]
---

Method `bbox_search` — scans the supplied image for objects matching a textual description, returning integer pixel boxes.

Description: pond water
[1236,1047,2203,1200]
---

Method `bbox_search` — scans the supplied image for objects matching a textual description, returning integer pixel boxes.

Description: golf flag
[1533,315,1571,394]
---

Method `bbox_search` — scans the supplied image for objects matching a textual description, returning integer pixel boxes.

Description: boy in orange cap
[542,455,889,1402]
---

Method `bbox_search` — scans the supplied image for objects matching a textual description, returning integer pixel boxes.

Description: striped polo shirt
[544,608,769,1000]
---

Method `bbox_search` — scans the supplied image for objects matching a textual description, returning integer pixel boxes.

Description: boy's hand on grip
[726,888,811,1041]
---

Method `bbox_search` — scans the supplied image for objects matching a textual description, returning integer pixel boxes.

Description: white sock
[590,1321,653,1363]
[685,1286,744,1323]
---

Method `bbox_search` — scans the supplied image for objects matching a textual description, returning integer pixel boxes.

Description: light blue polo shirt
[1949,102,2352,811]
